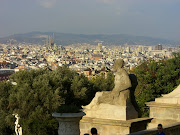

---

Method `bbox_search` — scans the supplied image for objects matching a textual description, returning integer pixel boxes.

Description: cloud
[38,0,56,8]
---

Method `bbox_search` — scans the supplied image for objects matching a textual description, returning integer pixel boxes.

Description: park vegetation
[133,53,180,116]
[0,66,114,135]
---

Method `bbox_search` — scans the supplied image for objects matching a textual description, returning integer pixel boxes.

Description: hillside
[0,32,179,46]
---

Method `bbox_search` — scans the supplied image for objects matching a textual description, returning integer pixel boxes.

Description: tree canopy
[90,71,114,92]
[133,53,180,116]
[0,66,95,135]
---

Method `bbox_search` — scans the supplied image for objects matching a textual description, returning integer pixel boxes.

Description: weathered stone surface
[84,103,137,120]
[112,59,132,93]
[146,85,180,129]
[147,102,180,119]
[80,117,152,135]
[155,85,180,104]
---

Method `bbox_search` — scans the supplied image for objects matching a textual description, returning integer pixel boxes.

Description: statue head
[112,59,124,72]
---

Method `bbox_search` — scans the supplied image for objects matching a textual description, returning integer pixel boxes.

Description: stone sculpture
[112,59,132,92]
[13,114,22,135]
[161,85,180,98]
[83,59,138,120]
[84,59,132,107]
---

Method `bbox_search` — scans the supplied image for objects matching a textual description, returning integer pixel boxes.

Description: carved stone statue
[98,59,132,105]
[84,59,132,107]
[13,114,23,135]
[112,59,132,92]
[83,59,138,120]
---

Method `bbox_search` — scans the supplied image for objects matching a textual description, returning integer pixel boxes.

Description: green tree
[0,81,14,135]
[0,66,95,135]
[48,66,94,106]
[134,53,180,117]
[8,69,62,135]
[90,71,114,92]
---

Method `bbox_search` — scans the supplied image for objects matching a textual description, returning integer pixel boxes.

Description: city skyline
[0,0,180,40]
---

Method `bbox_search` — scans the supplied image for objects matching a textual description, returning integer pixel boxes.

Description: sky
[0,0,180,40]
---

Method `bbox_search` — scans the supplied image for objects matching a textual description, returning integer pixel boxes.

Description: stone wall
[146,102,180,129]
[129,122,180,135]
[147,102,180,121]
[80,117,151,135]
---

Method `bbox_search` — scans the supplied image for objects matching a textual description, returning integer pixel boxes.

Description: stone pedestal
[146,85,180,129]
[83,91,138,121]
[84,103,138,121]
[52,112,85,135]
[146,102,180,129]
[80,117,152,135]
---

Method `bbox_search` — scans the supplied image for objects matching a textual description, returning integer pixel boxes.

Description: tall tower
[46,36,49,48]
[97,43,102,51]
[46,34,55,49]
[155,44,162,50]
[52,33,54,45]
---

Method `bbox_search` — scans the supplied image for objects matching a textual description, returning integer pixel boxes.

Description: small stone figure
[13,114,23,135]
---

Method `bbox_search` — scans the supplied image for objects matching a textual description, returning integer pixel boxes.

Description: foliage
[90,71,115,92]
[56,105,80,113]
[0,66,95,135]
[134,53,180,117]
[0,81,14,135]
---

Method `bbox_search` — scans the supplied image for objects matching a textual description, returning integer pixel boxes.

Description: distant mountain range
[0,32,179,46]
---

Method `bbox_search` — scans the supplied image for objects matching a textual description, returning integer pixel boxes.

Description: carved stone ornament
[52,112,86,135]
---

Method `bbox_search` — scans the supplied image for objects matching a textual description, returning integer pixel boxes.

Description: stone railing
[129,122,180,135]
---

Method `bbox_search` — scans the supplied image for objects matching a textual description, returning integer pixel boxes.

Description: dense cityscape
[0,34,179,81]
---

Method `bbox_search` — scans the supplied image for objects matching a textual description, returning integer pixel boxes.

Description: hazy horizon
[1,0,180,40]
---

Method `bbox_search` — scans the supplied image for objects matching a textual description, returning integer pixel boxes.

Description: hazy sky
[0,0,180,40]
